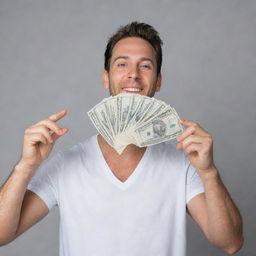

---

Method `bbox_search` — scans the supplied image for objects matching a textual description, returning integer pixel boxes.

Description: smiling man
[103,36,161,97]
[0,22,243,256]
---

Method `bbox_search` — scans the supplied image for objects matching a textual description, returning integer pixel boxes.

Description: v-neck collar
[93,135,151,190]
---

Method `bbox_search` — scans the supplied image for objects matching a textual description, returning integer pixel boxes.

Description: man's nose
[128,65,139,79]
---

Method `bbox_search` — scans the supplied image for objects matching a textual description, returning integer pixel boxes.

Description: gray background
[0,0,255,255]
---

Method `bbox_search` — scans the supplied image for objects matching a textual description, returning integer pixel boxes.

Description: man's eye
[117,63,126,67]
[140,64,151,69]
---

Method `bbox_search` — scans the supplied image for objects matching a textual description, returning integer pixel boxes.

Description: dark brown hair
[104,22,163,74]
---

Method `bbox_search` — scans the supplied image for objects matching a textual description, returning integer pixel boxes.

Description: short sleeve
[27,151,63,210]
[185,159,205,204]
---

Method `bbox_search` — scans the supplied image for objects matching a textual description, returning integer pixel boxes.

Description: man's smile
[122,87,142,93]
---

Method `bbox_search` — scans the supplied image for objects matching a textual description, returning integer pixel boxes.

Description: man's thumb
[52,128,69,142]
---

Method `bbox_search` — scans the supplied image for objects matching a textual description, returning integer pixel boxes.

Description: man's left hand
[176,119,215,173]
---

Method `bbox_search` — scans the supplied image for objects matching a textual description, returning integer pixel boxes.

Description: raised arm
[176,119,243,254]
[0,110,68,246]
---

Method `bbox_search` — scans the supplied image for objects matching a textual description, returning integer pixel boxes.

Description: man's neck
[97,134,146,159]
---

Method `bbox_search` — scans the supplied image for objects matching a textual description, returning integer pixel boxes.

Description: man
[0,22,243,255]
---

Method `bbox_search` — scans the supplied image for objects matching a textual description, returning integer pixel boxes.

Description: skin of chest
[103,150,145,182]
[98,134,147,182]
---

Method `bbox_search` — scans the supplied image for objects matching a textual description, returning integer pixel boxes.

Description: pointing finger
[48,110,67,122]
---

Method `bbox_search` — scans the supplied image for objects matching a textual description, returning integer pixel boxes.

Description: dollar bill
[87,93,183,154]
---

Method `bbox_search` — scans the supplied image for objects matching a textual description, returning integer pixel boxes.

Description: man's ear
[155,73,162,92]
[102,70,109,89]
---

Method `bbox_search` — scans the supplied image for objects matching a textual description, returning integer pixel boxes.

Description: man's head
[103,22,163,97]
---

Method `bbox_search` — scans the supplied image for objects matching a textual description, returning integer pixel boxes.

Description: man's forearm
[0,163,35,244]
[199,166,243,253]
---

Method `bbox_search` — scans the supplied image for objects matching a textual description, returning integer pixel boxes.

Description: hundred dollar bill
[87,93,183,154]
[133,109,183,147]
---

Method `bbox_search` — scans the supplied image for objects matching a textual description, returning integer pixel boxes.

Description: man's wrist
[197,165,219,182]
[14,161,38,178]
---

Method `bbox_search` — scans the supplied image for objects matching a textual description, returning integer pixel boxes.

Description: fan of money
[87,93,183,154]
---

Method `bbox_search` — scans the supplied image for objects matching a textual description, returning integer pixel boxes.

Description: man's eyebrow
[140,57,154,65]
[112,56,129,63]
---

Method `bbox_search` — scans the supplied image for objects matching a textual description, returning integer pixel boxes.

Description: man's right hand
[17,110,68,171]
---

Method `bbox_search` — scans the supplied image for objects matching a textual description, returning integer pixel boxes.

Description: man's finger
[35,119,66,136]
[184,143,202,155]
[177,135,204,150]
[48,110,67,122]
[177,126,196,142]
[52,128,69,142]
[27,125,54,143]
[180,119,199,127]
[179,119,207,136]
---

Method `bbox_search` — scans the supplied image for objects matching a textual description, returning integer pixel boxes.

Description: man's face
[103,37,161,97]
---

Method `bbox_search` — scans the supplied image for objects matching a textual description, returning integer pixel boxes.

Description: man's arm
[0,110,68,246]
[14,190,49,239]
[187,169,243,254]
[176,120,243,254]
[0,164,49,245]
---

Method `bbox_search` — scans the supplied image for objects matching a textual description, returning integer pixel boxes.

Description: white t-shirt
[27,135,204,256]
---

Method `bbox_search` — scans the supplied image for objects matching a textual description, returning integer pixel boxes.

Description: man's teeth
[123,88,141,92]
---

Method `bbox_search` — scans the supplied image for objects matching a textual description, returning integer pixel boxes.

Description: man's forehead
[113,37,154,51]
[111,37,156,61]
